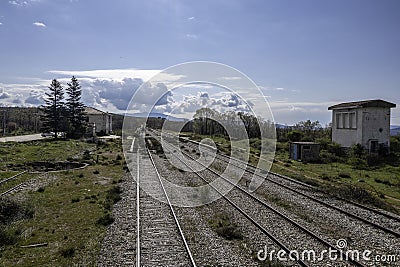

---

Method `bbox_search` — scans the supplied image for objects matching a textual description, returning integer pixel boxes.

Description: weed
[374,178,393,186]
[83,150,91,160]
[208,213,242,240]
[37,187,45,193]
[97,213,114,226]
[0,199,34,224]
[320,173,331,180]
[103,186,122,210]
[59,246,75,258]
[0,227,18,246]
[338,172,351,178]
[324,184,395,212]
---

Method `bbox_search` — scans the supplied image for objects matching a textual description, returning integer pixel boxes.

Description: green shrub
[390,136,400,153]
[0,227,18,246]
[275,142,289,152]
[338,172,351,178]
[374,178,393,186]
[37,187,45,193]
[324,184,394,211]
[350,144,365,158]
[320,173,331,180]
[59,246,75,258]
[208,213,242,240]
[83,150,91,160]
[0,199,34,224]
[97,213,114,226]
[319,150,337,163]
[286,130,302,142]
[348,157,368,170]
[366,154,382,166]
[103,186,122,210]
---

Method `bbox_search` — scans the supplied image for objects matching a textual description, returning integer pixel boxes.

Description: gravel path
[98,171,137,267]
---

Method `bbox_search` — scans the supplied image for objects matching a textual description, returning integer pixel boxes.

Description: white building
[328,99,396,153]
[84,107,113,135]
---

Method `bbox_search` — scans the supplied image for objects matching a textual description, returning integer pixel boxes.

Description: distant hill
[391,127,400,136]
[275,123,291,129]
[123,112,188,122]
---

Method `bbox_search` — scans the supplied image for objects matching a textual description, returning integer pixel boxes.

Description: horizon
[1,0,399,125]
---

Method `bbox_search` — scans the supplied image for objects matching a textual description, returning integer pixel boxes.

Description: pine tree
[66,76,86,138]
[41,79,65,138]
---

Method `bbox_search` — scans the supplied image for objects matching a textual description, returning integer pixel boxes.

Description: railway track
[152,136,366,267]
[213,145,400,223]
[151,130,400,237]
[189,140,400,237]
[136,147,196,267]
[0,171,28,197]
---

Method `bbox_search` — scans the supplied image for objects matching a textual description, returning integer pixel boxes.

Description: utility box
[289,142,320,162]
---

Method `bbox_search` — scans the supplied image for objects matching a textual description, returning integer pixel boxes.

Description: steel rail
[135,148,141,267]
[147,148,197,267]
[0,171,27,186]
[160,138,367,267]
[154,128,400,222]
[0,182,25,197]
[157,142,309,266]
[174,134,400,236]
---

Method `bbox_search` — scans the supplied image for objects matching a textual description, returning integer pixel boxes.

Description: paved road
[0,134,48,143]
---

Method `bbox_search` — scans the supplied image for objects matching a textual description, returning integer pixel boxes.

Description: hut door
[369,140,378,153]
[293,144,298,160]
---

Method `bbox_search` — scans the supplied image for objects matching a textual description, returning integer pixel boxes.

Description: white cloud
[187,16,195,20]
[220,76,242,81]
[0,22,3,26]
[259,86,287,92]
[25,90,45,105]
[0,92,11,99]
[156,90,252,119]
[9,0,26,6]
[9,0,41,6]
[33,22,46,28]
[48,68,161,82]
[185,34,198,39]
[268,100,336,125]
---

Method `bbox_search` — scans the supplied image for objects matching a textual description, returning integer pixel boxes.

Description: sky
[0,0,399,125]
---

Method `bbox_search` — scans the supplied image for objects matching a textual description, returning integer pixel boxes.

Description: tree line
[0,107,42,135]
[278,120,331,142]
[41,76,86,139]
[189,108,275,139]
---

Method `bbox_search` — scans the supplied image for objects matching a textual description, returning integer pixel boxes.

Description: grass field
[0,138,126,266]
[272,150,400,207]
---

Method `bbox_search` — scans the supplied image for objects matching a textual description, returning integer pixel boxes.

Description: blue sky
[0,0,399,125]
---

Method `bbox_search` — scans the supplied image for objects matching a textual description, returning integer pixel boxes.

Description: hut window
[336,112,356,129]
